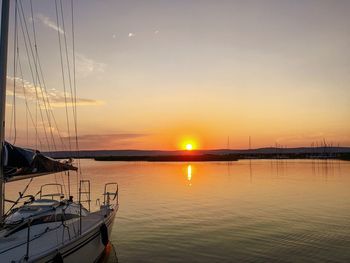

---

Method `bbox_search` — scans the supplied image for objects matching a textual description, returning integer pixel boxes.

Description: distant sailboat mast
[0,0,10,223]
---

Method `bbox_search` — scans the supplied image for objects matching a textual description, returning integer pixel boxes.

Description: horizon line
[46,145,350,153]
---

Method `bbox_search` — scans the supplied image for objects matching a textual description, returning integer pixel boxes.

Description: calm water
[6,159,350,262]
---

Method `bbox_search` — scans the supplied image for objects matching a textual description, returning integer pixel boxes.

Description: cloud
[62,133,148,149]
[66,133,146,141]
[6,76,103,108]
[36,14,64,34]
[75,52,106,78]
[36,13,105,78]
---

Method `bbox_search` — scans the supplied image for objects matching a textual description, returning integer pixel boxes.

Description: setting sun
[186,144,193,151]
[180,139,198,151]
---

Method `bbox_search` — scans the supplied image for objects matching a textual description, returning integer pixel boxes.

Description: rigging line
[15,2,66,151]
[17,58,44,149]
[9,0,18,144]
[59,0,75,197]
[59,0,75,124]
[17,68,43,149]
[17,6,39,150]
[27,1,38,150]
[22,18,67,151]
[17,56,44,149]
[26,95,28,145]
[4,178,33,216]
[51,0,71,197]
[54,0,72,196]
[71,0,82,196]
[18,8,62,200]
[20,2,60,153]
[28,0,55,151]
[37,61,67,151]
[55,0,72,153]
[27,1,63,195]
[14,21,30,147]
[19,1,51,151]
[18,2,51,151]
[29,0,57,151]
[18,8,48,151]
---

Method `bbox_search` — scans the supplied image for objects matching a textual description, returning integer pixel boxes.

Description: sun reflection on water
[187,164,192,186]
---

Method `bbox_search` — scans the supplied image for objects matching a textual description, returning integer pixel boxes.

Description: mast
[0,0,10,222]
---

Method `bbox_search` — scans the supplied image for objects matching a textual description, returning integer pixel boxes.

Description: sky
[3,0,350,150]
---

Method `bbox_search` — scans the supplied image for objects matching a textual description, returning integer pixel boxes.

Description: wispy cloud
[36,13,105,78]
[36,14,64,34]
[75,52,106,78]
[65,133,146,141]
[6,76,103,108]
[62,133,148,149]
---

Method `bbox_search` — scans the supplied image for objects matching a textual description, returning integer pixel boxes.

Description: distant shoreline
[45,147,350,162]
[93,153,350,162]
[94,154,240,162]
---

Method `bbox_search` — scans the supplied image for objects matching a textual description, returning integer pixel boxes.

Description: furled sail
[3,142,77,182]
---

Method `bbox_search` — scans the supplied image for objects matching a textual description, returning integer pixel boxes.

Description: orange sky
[4,1,350,151]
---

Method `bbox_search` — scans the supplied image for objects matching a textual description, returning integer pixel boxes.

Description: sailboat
[0,1,119,262]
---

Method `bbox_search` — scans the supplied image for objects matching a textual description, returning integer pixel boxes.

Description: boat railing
[24,218,33,261]
[79,180,91,212]
[103,183,119,206]
[0,182,119,259]
[39,184,64,200]
[2,207,67,259]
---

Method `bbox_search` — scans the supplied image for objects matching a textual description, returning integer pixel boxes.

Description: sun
[180,138,198,151]
[186,143,193,151]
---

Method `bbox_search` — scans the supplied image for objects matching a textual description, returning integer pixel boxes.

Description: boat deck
[0,206,117,262]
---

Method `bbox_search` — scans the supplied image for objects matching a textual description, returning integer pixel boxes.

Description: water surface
[7,159,350,262]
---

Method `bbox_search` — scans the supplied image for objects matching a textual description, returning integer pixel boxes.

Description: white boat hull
[0,206,117,263]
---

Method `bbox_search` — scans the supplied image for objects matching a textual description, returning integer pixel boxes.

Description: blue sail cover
[3,142,77,182]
